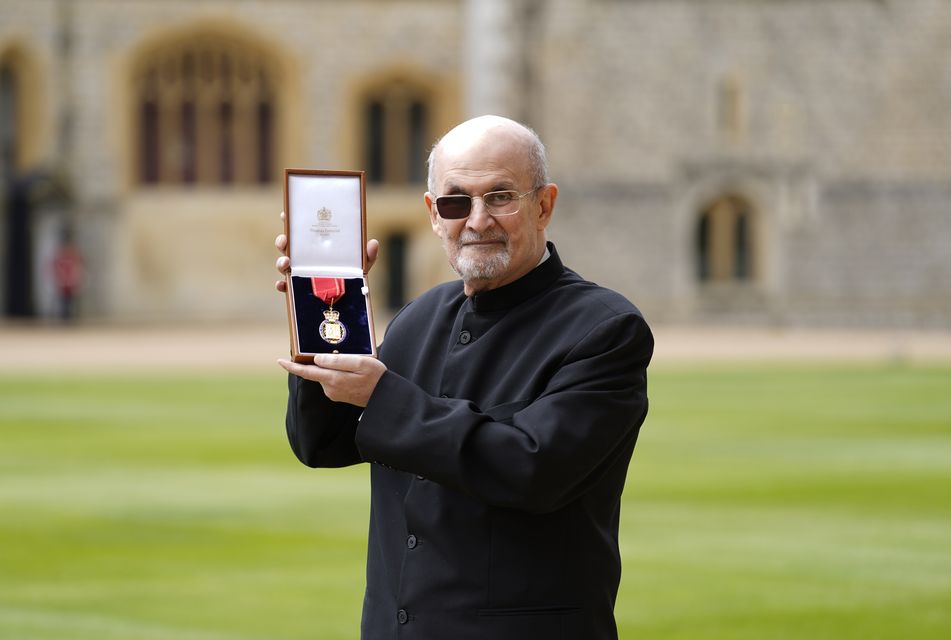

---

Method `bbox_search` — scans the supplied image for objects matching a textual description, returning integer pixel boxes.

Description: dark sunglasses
[434,187,542,220]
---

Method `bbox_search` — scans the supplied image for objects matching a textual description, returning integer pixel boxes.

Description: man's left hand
[278,354,387,407]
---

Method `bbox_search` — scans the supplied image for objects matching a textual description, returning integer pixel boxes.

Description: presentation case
[283,169,377,362]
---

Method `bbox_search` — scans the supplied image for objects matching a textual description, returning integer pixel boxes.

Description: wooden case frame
[283,168,378,362]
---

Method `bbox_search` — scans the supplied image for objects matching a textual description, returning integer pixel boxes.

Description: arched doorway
[695,194,758,284]
[1,56,30,317]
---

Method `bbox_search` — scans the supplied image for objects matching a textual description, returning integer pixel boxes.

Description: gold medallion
[319,309,347,345]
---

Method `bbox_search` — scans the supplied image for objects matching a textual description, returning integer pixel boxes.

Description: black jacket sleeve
[354,312,652,513]
[285,373,364,468]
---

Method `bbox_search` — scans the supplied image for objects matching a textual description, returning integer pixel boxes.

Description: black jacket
[286,243,653,639]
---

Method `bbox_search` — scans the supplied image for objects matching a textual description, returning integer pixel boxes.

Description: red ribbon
[311,278,345,306]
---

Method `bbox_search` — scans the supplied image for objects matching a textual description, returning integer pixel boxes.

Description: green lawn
[1,364,949,639]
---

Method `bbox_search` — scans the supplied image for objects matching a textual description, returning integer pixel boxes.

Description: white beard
[445,229,511,282]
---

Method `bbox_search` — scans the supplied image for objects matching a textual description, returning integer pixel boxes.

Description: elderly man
[275,115,653,639]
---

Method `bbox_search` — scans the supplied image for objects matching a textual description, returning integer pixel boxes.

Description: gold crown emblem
[318,207,332,222]
[323,309,340,321]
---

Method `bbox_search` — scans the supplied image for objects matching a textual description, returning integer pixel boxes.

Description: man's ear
[536,183,558,230]
[425,192,441,235]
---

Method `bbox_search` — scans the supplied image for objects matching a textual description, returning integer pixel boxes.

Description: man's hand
[278,353,387,407]
[274,211,379,292]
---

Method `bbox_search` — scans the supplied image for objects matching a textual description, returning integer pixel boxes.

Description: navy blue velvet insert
[291,276,373,355]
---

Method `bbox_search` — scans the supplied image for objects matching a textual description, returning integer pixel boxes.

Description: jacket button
[407,534,417,549]
[459,330,471,344]
[397,609,409,624]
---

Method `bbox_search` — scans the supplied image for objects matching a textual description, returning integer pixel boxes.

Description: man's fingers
[277,358,304,376]
[277,358,357,402]
[366,239,380,272]
[278,358,331,382]
[276,212,287,254]
[275,213,289,294]
[279,355,385,407]
[279,356,362,377]
[312,352,367,373]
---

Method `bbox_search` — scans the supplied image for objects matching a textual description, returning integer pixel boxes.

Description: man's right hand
[274,211,380,292]
[274,210,290,291]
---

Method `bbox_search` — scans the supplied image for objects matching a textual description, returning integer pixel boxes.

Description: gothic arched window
[362,80,431,185]
[133,34,278,186]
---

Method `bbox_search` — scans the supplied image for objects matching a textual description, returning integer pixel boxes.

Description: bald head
[423,115,559,296]
[427,115,549,195]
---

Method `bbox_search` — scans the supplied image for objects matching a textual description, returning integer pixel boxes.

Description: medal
[311,278,348,345]
[319,308,347,344]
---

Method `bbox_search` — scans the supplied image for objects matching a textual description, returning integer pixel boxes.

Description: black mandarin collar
[469,242,564,313]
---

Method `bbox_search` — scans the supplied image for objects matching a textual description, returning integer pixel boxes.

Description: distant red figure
[52,233,83,321]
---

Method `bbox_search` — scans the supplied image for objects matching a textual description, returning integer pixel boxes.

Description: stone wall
[62,0,462,321]
[535,0,951,326]
[2,0,950,327]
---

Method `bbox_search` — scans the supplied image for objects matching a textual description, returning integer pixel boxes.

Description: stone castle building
[2,0,950,327]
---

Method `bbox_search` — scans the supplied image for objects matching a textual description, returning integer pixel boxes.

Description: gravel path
[2,322,950,373]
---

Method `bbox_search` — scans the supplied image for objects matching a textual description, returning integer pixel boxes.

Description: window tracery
[133,35,277,186]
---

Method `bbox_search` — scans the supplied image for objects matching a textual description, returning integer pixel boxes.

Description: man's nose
[465,197,496,232]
